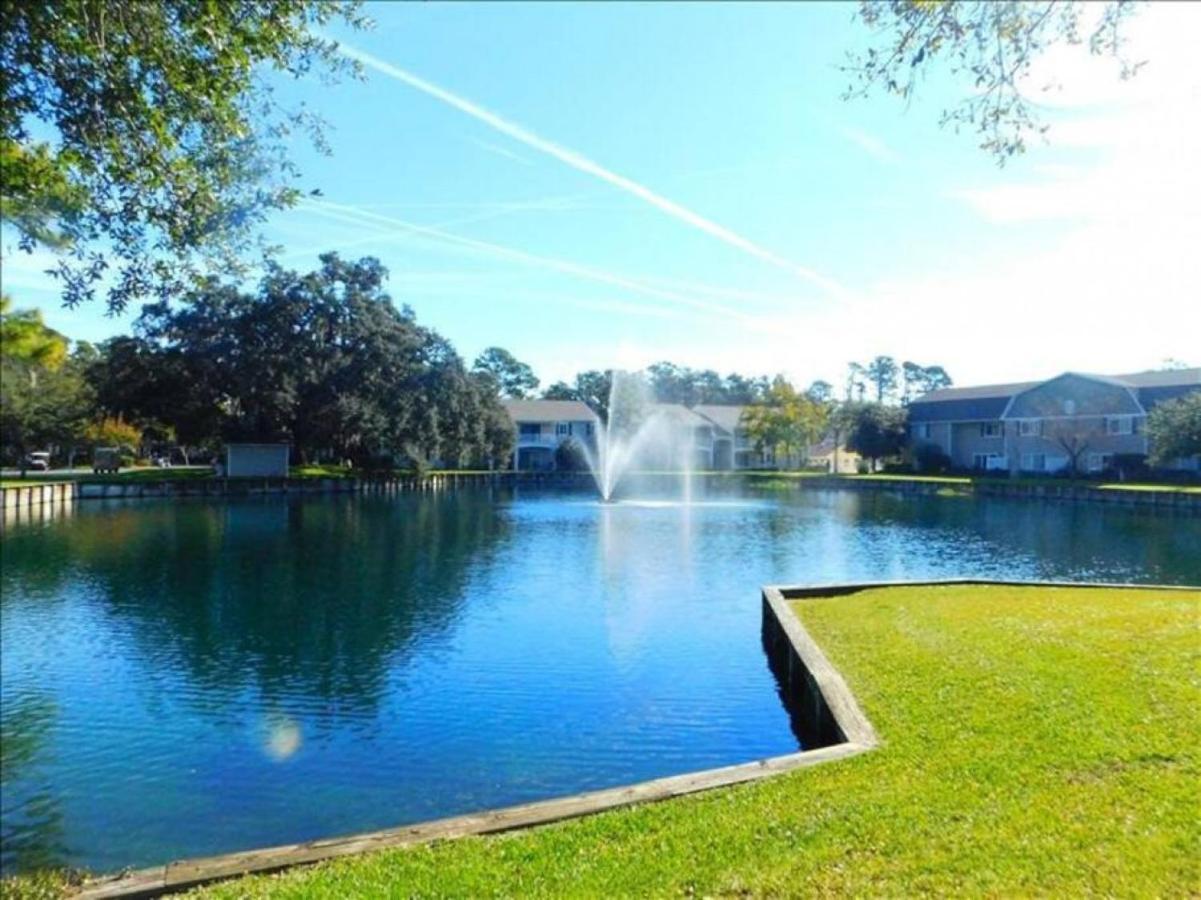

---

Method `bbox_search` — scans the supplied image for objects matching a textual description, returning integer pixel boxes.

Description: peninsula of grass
[99,583,1189,898]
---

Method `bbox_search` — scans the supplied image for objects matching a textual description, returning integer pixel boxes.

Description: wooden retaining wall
[1,471,596,515]
[801,476,1201,511]
[1,480,78,510]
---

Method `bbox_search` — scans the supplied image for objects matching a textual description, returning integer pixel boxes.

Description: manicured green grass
[160,584,1200,897]
[288,464,358,479]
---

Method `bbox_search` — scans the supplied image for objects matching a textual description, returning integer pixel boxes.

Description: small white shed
[225,443,290,478]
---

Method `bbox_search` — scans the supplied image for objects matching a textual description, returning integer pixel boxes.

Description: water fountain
[579,370,693,503]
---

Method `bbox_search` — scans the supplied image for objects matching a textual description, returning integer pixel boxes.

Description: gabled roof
[1115,368,1201,388]
[650,403,716,428]
[501,399,599,423]
[691,404,748,434]
[909,368,1200,421]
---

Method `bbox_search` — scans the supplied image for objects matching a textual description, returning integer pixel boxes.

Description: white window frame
[556,422,571,436]
[979,422,1002,438]
[1105,415,1133,436]
[1088,452,1114,472]
[1018,419,1041,437]
[973,453,1006,470]
[1021,453,1046,471]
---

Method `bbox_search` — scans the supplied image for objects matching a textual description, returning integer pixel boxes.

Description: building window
[912,423,932,440]
[585,422,594,436]
[556,423,571,436]
[519,423,541,437]
[973,453,1005,470]
[1063,399,1077,415]
[1021,453,1047,471]
[979,422,1002,438]
[1089,453,1114,472]
[1018,419,1041,437]
[1105,416,1133,436]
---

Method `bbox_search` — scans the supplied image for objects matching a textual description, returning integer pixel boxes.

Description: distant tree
[83,416,142,453]
[901,361,953,404]
[573,370,613,421]
[541,381,578,401]
[129,253,509,467]
[1146,393,1201,468]
[87,335,221,451]
[805,380,834,405]
[1161,358,1190,371]
[843,402,907,471]
[646,361,695,406]
[723,373,770,404]
[844,1,1142,164]
[1,340,94,468]
[472,347,540,399]
[1,1,368,312]
[846,362,868,402]
[864,355,900,404]
[744,377,829,468]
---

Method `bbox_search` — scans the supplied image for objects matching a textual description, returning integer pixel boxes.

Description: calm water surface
[2,482,1198,874]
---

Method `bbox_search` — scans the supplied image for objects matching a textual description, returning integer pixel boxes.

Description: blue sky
[4,2,1198,390]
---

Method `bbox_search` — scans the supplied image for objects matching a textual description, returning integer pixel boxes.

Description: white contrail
[301,199,749,321]
[336,41,846,298]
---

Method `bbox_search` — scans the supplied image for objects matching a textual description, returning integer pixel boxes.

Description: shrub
[912,441,952,473]
[1108,453,1149,481]
[554,438,589,472]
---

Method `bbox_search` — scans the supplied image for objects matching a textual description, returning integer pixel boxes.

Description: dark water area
[2,481,1198,874]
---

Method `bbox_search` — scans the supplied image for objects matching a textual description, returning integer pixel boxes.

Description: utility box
[225,443,290,478]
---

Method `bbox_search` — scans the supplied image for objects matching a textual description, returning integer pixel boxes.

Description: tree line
[2,256,515,470]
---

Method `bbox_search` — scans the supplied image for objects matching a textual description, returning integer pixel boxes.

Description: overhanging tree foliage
[1,1,367,312]
[845,1,1142,164]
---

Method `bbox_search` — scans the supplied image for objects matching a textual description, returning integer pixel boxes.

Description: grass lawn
[123,583,1197,898]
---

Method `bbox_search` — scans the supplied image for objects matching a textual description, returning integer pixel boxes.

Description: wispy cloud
[301,198,751,321]
[468,137,534,166]
[336,40,846,298]
[839,127,900,164]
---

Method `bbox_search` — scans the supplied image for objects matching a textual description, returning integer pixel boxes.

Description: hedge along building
[906,369,1201,474]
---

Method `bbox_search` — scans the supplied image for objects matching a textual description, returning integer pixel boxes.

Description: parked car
[93,447,122,474]
[24,451,50,471]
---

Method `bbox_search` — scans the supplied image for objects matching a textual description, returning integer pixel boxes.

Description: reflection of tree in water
[3,492,512,721]
[0,693,67,875]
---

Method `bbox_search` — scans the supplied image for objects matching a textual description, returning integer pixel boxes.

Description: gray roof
[501,399,599,423]
[650,403,716,428]
[692,404,748,433]
[909,368,1201,422]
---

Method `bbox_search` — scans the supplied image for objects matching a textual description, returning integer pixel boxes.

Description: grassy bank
[132,584,1194,897]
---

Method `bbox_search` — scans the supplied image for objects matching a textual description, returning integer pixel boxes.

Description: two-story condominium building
[692,405,775,469]
[502,400,775,472]
[502,399,600,471]
[907,369,1201,474]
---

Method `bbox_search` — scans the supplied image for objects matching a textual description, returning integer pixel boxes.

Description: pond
[2,481,1199,875]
